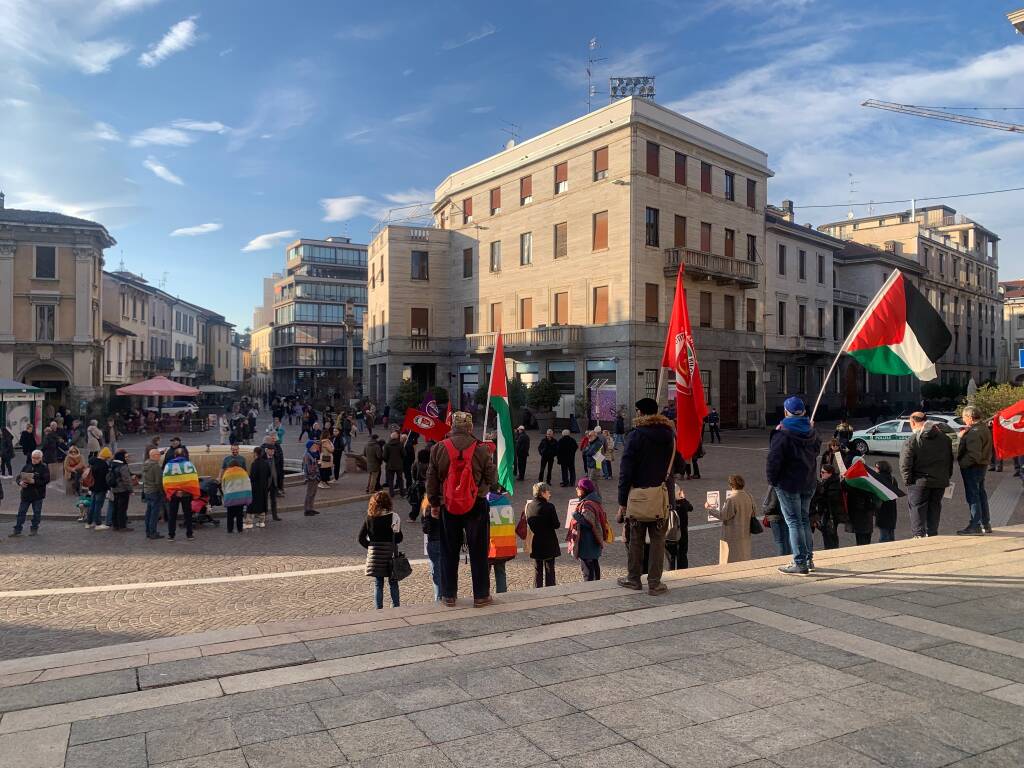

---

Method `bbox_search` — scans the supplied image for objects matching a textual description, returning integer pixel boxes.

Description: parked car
[145,400,199,418]
[850,418,959,456]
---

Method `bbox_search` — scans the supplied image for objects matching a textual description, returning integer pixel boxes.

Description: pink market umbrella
[116,376,200,397]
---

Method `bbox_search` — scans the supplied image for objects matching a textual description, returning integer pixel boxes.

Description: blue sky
[2,0,1023,328]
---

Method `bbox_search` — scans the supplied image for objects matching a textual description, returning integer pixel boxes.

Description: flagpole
[808,268,902,424]
[481,332,498,440]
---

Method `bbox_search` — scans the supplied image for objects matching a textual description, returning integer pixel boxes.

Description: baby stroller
[192,477,222,527]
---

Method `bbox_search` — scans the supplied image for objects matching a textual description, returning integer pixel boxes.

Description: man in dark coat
[766,396,822,575]
[247,446,272,527]
[899,412,953,538]
[514,426,530,481]
[556,429,578,487]
[617,398,676,595]
[383,431,405,496]
[12,449,49,536]
[537,429,557,484]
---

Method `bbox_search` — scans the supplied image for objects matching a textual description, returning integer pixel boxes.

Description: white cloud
[229,87,315,150]
[72,39,131,74]
[241,230,298,252]
[392,107,431,124]
[139,15,199,68]
[130,126,195,147]
[442,23,496,51]
[91,0,162,21]
[171,119,229,133]
[470,105,495,114]
[86,121,122,141]
[321,196,373,222]
[384,189,432,206]
[336,23,389,41]
[343,127,371,141]
[2,98,29,108]
[219,47,233,57]
[402,68,414,77]
[170,222,221,237]
[142,156,184,185]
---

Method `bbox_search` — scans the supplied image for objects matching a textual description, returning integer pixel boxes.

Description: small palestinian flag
[843,270,951,381]
[844,459,905,503]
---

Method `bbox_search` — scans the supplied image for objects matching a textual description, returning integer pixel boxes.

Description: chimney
[781,199,794,222]
[0,190,5,210]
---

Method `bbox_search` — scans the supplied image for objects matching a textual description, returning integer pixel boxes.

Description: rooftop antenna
[846,173,858,220]
[499,118,519,149]
[118,252,126,272]
[158,271,168,289]
[586,37,606,112]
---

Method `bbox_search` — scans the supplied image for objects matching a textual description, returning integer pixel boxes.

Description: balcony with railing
[833,289,868,307]
[466,325,584,355]
[154,356,174,373]
[664,248,758,287]
[130,360,155,379]
[179,356,198,373]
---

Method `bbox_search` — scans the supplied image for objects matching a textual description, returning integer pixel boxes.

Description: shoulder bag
[625,438,675,522]
[388,515,412,582]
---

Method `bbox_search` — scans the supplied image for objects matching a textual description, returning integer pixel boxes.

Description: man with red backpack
[426,410,497,608]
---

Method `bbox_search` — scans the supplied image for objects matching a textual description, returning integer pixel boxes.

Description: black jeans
[906,485,944,537]
[440,499,490,600]
[534,558,557,587]
[538,457,554,484]
[855,531,872,545]
[580,558,601,581]
[560,463,574,486]
[112,491,131,529]
[0,456,12,476]
[709,425,721,443]
[820,516,840,549]
[167,494,193,538]
[386,469,404,495]
[226,505,245,533]
[515,452,528,481]
[267,488,279,519]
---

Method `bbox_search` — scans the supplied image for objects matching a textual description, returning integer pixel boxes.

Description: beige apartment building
[819,205,1002,389]
[1000,280,1024,384]
[367,97,771,427]
[0,195,114,411]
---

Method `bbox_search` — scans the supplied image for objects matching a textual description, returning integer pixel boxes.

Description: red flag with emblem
[993,399,1024,461]
[402,408,450,443]
[661,266,708,460]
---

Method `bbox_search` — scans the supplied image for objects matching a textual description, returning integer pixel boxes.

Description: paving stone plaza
[1,529,1024,768]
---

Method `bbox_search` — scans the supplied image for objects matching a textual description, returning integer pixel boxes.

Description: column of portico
[0,242,15,378]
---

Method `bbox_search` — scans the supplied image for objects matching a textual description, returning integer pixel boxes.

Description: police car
[850,416,960,456]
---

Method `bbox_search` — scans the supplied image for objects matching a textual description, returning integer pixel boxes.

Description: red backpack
[442,439,479,515]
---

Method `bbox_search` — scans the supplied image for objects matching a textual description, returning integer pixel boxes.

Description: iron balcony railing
[664,248,758,287]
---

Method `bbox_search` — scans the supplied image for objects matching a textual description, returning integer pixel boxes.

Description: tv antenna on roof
[158,271,168,289]
[847,173,859,219]
[499,119,519,149]
[586,37,606,113]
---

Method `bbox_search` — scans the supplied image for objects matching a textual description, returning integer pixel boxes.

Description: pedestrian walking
[425,410,497,608]
[10,449,49,537]
[85,419,103,458]
[766,396,821,575]
[556,429,578,487]
[616,397,675,595]
[514,426,530,481]
[537,429,557,484]
[142,449,165,539]
[364,434,383,493]
[666,486,691,569]
[359,491,402,609]
[108,449,133,531]
[319,434,335,489]
[899,412,953,538]
[526,482,560,587]
[714,474,755,564]
[706,408,722,443]
[163,450,199,541]
[810,466,842,550]
[384,431,405,496]
[0,425,15,478]
[567,478,605,581]
[957,405,993,536]
[247,446,272,529]
[303,440,321,516]
[873,460,900,542]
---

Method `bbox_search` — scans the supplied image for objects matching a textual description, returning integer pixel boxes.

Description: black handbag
[389,518,412,581]
[749,515,764,534]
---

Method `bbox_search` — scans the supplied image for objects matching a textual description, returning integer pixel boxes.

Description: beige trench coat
[719,490,755,564]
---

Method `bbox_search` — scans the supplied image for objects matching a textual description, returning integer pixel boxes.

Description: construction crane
[862,100,1024,133]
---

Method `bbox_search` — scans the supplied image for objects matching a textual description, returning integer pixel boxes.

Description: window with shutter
[675,152,686,185]
[554,292,569,325]
[778,244,786,275]
[747,178,756,208]
[463,247,473,278]
[644,283,659,323]
[554,222,567,259]
[464,306,474,335]
[520,232,533,265]
[646,141,659,176]
[747,234,757,262]
[746,298,757,332]
[490,187,501,215]
[798,305,806,336]
[724,171,735,201]
[490,302,503,332]
[799,250,806,280]
[699,292,712,328]
[490,241,501,273]
[674,215,686,248]
[593,286,609,324]
[724,295,736,330]
[645,207,659,247]
[700,161,712,193]
[410,308,428,337]
[462,197,473,224]
[592,211,608,250]
[554,162,568,194]
[520,175,532,204]
[817,252,824,283]
[520,298,533,329]
[724,228,735,259]
[778,301,786,335]
[593,147,608,181]
[700,221,711,252]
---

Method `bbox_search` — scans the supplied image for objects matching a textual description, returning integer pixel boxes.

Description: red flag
[993,399,1024,461]
[402,408,450,443]
[661,265,708,460]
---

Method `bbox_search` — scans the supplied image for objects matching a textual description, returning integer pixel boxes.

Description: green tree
[392,378,421,416]
[526,378,561,411]
[960,383,1024,420]
[508,378,528,410]
[426,386,449,409]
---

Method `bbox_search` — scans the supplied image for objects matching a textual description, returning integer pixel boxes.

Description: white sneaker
[257,521,266,528]
[87,523,95,529]
[94,524,110,531]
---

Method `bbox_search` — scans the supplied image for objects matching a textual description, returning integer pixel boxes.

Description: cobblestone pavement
[0,416,1019,661]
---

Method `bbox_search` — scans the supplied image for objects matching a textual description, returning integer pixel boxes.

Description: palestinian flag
[844,459,905,503]
[843,270,951,381]
[486,332,515,495]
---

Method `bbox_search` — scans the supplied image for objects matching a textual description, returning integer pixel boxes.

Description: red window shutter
[555,162,568,184]
[490,187,500,212]
[593,211,608,250]
[675,152,686,185]
[554,292,568,324]
[646,141,659,176]
[746,178,756,209]
[700,162,711,193]
[593,286,608,324]
[521,175,532,199]
[674,215,686,248]
[700,222,711,252]
[463,197,473,221]
[594,147,608,174]
[724,229,735,259]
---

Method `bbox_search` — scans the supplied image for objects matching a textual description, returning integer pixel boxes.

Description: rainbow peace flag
[487,492,517,561]
[162,458,200,501]
[222,465,252,507]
